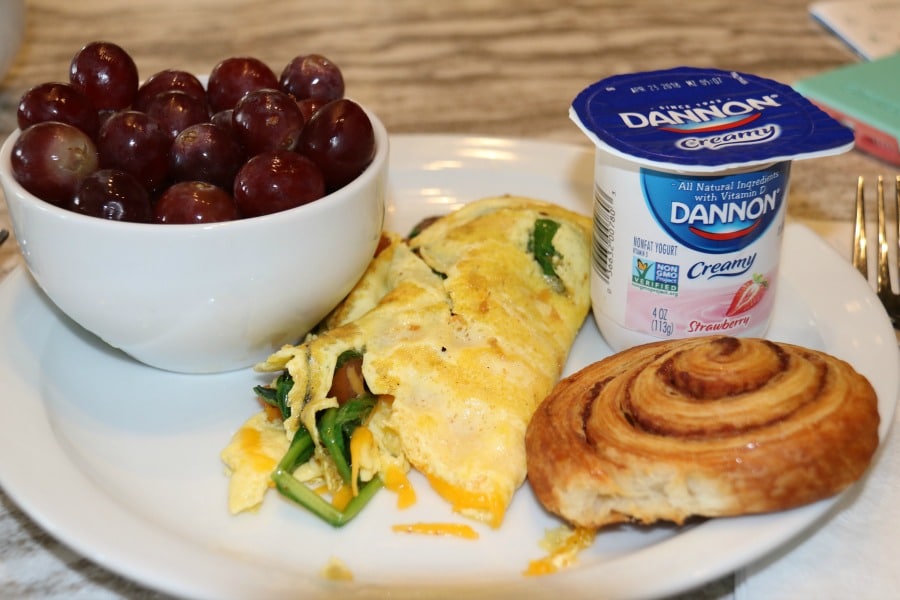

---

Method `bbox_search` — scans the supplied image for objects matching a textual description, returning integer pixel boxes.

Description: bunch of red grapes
[10,41,376,223]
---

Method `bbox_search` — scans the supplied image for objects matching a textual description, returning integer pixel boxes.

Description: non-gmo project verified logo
[632,256,679,294]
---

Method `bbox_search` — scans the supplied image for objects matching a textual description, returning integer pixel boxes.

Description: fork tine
[876,175,892,296]
[894,175,900,289]
[852,175,868,279]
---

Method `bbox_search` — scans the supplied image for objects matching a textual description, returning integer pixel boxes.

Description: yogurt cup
[571,67,854,352]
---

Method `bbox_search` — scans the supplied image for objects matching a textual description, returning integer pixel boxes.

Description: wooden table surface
[0,1,892,598]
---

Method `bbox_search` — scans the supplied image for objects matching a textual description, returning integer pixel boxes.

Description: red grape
[14,43,374,223]
[134,69,208,112]
[233,150,325,217]
[144,91,210,141]
[97,110,171,192]
[207,57,278,113]
[17,82,100,138]
[69,41,139,111]
[296,99,375,192]
[69,169,152,222]
[169,122,244,190]
[154,181,240,224]
[232,88,304,155]
[279,54,344,102]
[210,109,236,135]
[11,122,99,206]
[296,97,328,124]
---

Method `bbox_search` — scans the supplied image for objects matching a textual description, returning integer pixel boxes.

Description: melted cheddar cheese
[525,526,596,576]
[391,522,479,539]
[383,465,416,509]
[425,472,506,528]
[221,412,290,513]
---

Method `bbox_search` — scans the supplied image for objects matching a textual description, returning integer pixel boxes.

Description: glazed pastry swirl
[525,336,880,529]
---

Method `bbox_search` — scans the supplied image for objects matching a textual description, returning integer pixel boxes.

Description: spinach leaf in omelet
[256,351,382,527]
[529,218,565,293]
[272,419,383,528]
[254,370,293,420]
[319,396,378,484]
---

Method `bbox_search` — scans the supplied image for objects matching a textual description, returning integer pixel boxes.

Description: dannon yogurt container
[571,67,854,351]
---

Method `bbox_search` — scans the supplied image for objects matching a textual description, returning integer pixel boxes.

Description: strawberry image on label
[725,273,769,317]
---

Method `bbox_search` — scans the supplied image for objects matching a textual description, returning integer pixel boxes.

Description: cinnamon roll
[525,336,880,529]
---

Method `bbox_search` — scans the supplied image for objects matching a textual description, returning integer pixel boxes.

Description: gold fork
[853,175,900,329]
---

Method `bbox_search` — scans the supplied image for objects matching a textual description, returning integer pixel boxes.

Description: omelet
[222,195,591,527]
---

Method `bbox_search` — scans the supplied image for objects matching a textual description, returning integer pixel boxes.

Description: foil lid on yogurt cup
[571,66,854,173]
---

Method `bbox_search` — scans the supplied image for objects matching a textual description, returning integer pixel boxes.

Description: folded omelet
[223,195,591,527]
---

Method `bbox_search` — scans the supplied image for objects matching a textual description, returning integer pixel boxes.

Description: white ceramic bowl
[0,0,25,82]
[0,109,388,373]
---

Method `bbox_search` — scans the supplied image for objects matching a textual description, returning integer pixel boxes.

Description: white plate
[0,135,897,600]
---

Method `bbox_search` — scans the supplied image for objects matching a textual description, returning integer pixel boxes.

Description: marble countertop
[0,1,894,598]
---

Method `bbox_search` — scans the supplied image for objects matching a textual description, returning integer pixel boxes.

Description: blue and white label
[570,66,854,173]
[641,163,789,254]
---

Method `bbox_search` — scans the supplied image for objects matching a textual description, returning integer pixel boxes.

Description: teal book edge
[793,53,900,164]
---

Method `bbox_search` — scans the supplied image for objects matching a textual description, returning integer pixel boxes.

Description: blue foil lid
[571,67,854,172]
